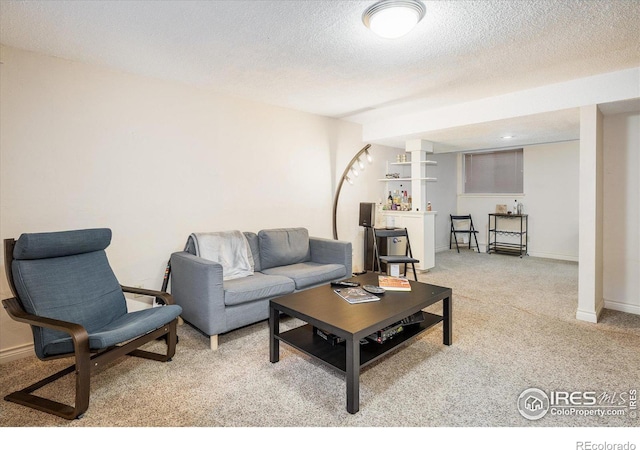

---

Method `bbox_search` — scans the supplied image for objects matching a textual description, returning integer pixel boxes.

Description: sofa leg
[210,335,219,351]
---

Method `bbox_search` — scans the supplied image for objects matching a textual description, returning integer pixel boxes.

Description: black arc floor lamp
[332,144,373,240]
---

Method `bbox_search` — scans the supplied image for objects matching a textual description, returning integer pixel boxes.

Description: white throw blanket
[189,231,254,281]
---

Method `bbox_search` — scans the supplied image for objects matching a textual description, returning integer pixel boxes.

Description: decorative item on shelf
[382,186,412,211]
[496,204,508,214]
[427,201,432,211]
[385,173,400,179]
[517,202,523,215]
[513,199,518,215]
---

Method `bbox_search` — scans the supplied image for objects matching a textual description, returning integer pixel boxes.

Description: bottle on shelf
[513,199,518,215]
[387,191,393,209]
[427,201,432,211]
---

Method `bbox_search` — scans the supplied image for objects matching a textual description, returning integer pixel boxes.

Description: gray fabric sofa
[170,228,352,350]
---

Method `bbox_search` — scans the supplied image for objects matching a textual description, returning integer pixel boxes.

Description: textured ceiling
[1,0,639,150]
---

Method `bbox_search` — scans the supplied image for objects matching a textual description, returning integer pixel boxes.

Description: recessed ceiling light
[363,0,426,39]
[501,135,515,139]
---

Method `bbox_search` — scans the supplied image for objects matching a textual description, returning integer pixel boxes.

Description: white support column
[405,139,433,212]
[577,105,604,323]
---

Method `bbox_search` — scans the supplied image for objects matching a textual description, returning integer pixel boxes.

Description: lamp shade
[363,0,426,39]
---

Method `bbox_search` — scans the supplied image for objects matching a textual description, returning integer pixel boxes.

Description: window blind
[464,148,523,194]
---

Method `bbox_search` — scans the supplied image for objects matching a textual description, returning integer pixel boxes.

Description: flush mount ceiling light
[362,0,426,39]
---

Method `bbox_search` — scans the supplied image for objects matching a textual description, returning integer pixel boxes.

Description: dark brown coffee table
[269,272,452,414]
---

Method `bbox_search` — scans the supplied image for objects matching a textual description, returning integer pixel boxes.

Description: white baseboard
[604,299,640,315]
[527,251,578,262]
[576,309,599,323]
[0,343,34,364]
[437,244,579,262]
[576,300,604,323]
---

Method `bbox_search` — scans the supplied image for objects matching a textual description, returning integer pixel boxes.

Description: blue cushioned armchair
[2,228,182,419]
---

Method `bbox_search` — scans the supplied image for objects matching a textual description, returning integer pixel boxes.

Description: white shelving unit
[378,161,437,182]
[377,140,439,271]
[379,159,438,210]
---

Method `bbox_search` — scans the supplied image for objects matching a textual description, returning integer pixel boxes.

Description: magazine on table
[334,287,380,304]
[378,275,412,291]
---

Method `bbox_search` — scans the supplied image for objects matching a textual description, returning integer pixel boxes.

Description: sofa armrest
[309,237,352,276]
[169,251,226,336]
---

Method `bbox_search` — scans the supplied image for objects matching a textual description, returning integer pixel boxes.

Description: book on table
[378,275,412,291]
[333,287,380,304]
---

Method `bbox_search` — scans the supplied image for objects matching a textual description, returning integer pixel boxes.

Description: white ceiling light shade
[362,0,426,39]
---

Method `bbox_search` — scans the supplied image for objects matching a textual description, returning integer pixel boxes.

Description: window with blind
[463,148,523,194]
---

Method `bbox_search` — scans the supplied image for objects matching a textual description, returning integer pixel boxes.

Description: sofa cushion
[258,228,310,270]
[223,272,295,306]
[261,262,346,290]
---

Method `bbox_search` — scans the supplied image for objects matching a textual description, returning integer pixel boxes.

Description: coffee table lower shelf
[275,312,443,373]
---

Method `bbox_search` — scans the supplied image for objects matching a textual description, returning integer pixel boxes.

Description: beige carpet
[1,250,639,430]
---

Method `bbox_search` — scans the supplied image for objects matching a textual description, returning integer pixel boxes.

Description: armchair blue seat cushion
[43,306,183,356]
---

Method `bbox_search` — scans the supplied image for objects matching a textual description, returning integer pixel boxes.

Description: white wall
[427,153,458,252]
[0,45,375,360]
[523,141,581,260]
[603,112,640,315]
[457,141,580,260]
